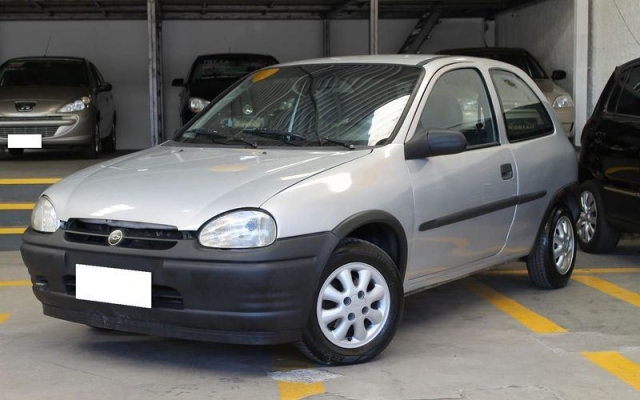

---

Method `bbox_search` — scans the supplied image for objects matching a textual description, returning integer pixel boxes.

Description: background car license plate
[76,264,151,308]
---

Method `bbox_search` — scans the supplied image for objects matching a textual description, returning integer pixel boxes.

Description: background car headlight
[58,96,91,112]
[198,210,276,249]
[31,196,60,233]
[189,97,210,113]
[553,95,574,108]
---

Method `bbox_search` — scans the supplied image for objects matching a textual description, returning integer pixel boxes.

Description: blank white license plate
[76,264,151,308]
[8,134,42,148]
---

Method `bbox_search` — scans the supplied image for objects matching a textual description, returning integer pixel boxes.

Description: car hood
[534,79,571,104]
[45,144,371,230]
[0,86,91,103]
[187,79,239,101]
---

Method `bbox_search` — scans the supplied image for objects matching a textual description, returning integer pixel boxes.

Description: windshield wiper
[183,128,228,144]
[242,128,307,142]
[227,137,260,149]
[320,137,356,150]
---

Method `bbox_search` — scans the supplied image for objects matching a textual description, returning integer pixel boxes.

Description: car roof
[195,53,276,59]
[616,57,640,71]
[275,54,517,69]
[4,56,86,63]
[437,47,531,55]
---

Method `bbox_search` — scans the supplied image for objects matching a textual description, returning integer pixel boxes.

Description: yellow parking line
[0,178,61,185]
[465,280,567,334]
[277,381,325,400]
[572,276,640,308]
[583,352,640,391]
[0,314,10,324]
[0,227,26,235]
[0,203,34,210]
[0,280,30,287]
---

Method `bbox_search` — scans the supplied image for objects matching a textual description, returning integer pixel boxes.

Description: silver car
[22,55,578,365]
[0,57,116,158]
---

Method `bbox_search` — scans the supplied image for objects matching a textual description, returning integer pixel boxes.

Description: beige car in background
[0,56,116,158]
[438,47,575,138]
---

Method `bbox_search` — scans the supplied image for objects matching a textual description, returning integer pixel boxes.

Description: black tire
[576,180,620,253]
[296,238,403,365]
[82,122,101,159]
[102,120,116,153]
[8,148,24,156]
[527,205,577,289]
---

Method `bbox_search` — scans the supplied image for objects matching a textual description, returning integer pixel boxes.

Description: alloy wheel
[553,215,575,275]
[577,190,597,243]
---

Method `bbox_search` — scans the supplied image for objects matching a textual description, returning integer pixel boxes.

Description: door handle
[500,163,513,180]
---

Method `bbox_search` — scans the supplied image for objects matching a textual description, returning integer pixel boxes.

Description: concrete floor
[1,149,639,399]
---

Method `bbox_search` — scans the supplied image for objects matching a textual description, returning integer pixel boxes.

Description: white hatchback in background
[22,55,578,365]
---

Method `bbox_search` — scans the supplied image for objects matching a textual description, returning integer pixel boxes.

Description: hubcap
[317,262,390,349]
[577,190,597,243]
[94,125,100,154]
[553,215,575,275]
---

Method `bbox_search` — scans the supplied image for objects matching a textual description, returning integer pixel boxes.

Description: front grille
[64,276,185,309]
[0,126,58,137]
[63,219,194,251]
[0,116,63,122]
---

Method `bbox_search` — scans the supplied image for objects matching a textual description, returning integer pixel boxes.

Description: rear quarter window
[614,66,640,117]
[490,69,554,142]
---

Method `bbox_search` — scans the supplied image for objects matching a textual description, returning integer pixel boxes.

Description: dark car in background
[0,56,116,158]
[172,53,278,125]
[437,47,575,137]
[577,57,640,253]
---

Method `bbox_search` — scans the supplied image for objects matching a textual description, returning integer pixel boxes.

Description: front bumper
[0,111,95,148]
[21,227,339,345]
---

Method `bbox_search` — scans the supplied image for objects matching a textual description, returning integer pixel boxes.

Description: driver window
[420,68,498,148]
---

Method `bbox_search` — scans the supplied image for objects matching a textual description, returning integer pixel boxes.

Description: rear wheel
[576,180,620,253]
[527,205,576,289]
[83,122,101,159]
[102,120,116,153]
[296,238,403,365]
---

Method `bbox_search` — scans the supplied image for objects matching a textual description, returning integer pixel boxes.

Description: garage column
[147,0,164,147]
[573,0,589,145]
[369,0,378,55]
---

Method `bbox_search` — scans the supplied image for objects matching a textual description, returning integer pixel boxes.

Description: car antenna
[43,36,52,56]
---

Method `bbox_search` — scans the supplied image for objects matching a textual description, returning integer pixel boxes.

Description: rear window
[0,60,89,86]
[189,55,278,82]
[491,69,554,142]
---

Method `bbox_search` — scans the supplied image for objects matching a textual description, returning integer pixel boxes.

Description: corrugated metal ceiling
[0,0,539,20]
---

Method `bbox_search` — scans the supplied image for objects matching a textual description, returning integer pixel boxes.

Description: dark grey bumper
[21,227,339,345]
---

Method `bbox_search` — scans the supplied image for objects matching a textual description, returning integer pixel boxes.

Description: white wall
[0,21,150,149]
[495,0,575,95]
[589,0,640,111]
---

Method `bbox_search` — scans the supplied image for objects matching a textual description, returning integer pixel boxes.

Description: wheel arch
[332,211,408,280]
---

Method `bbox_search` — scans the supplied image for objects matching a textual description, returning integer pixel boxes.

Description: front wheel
[527,205,576,289]
[296,238,403,365]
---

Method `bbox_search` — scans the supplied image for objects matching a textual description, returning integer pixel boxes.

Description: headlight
[553,95,574,108]
[58,96,91,112]
[31,196,60,233]
[198,210,277,249]
[189,97,210,113]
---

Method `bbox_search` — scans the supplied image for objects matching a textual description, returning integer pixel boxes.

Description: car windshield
[190,55,278,82]
[474,52,548,80]
[174,64,422,148]
[0,60,89,86]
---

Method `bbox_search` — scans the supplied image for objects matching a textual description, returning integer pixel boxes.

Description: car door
[593,65,640,226]
[90,63,114,137]
[406,66,517,283]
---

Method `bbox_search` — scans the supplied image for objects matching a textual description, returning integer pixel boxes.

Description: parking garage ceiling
[0,0,539,20]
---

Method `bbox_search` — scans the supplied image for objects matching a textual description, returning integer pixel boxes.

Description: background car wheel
[7,148,24,156]
[83,122,101,159]
[102,121,116,153]
[296,238,403,365]
[527,205,577,289]
[576,180,620,253]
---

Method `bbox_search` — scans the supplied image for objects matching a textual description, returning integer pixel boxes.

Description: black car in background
[172,53,278,125]
[577,57,640,253]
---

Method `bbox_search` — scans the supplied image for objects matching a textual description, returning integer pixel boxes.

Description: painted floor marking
[0,178,61,185]
[0,280,31,287]
[572,275,640,308]
[465,280,567,334]
[277,380,325,400]
[0,314,10,324]
[583,351,640,391]
[0,203,34,210]
[272,359,333,400]
[0,227,27,235]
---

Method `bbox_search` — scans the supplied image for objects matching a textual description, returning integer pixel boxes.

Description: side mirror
[98,83,113,92]
[552,70,567,81]
[172,78,185,87]
[405,128,468,160]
